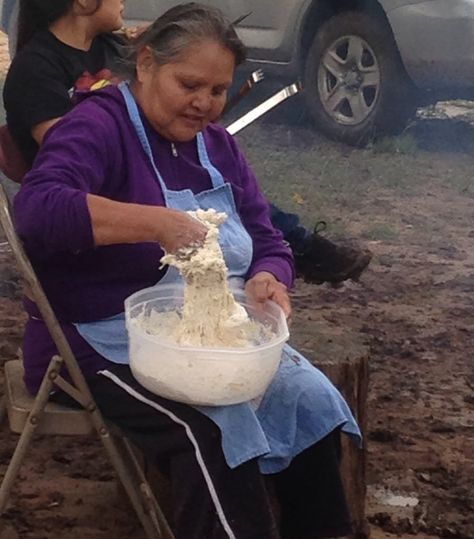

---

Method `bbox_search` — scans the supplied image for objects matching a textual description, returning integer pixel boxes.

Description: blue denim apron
[75,81,361,473]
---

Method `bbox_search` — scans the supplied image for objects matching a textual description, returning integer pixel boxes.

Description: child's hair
[121,2,246,78]
[17,0,102,52]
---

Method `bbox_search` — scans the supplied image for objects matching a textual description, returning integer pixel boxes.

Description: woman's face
[87,0,125,33]
[135,39,235,142]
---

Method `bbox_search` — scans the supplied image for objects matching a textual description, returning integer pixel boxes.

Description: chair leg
[96,429,175,539]
[118,435,175,539]
[0,396,6,425]
[0,357,60,513]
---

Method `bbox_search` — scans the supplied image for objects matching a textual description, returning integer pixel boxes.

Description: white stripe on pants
[98,369,237,539]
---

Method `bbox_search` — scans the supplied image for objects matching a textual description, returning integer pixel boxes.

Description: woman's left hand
[245,272,292,319]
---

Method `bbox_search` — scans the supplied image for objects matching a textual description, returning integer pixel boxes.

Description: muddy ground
[0,34,473,539]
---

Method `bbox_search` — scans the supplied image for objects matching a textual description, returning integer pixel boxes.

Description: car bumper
[387,0,474,91]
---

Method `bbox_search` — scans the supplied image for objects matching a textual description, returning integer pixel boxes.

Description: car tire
[303,11,418,145]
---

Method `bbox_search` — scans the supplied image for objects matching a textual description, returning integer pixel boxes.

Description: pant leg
[83,365,280,539]
[269,204,309,252]
[273,429,352,539]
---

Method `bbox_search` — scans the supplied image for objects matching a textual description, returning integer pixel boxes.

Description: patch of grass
[238,121,474,223]
[241,128,375,210]
[320,220,350,238]
[371,133,418,156]
[362,223,399,241]
[440,171,474,197]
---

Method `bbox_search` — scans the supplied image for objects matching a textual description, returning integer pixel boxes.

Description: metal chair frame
[0,183,175,539]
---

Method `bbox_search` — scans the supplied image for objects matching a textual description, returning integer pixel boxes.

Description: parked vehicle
[85,2,474,143]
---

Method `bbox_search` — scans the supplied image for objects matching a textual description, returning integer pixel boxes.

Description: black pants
[270,204,309,253]
[53,364,352,539]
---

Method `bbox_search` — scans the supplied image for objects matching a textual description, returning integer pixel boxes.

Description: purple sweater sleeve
[217,130,295,289]
[13,108,114,256]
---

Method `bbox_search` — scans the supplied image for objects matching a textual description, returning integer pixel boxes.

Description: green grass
[239,121,474,220]
[371,133,418,156]
[361,223,399,241]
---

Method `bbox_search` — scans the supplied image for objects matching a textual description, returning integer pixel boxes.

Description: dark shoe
[294,223,372,285]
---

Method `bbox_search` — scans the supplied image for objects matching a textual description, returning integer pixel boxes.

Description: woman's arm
[15,103,207,256]
[87,194,207,251]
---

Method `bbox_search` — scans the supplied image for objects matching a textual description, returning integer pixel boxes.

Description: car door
[124,1,257,25]
[123,1,183,23]
[205,0,296,61]
[123,0,306,64]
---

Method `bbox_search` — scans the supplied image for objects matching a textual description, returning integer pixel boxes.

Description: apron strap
[196,132,226,189]
[118,81,170,199]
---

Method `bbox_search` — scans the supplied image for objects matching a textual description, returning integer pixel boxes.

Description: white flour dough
[141,209,272,347]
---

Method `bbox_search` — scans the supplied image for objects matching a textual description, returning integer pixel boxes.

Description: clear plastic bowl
[124,283,289,406]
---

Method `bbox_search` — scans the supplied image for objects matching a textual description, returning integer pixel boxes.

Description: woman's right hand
[156,207,208,254]
[87,195,208,249]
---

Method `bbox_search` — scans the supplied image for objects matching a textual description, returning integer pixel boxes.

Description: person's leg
[273,428,352,539]
[269,204,309,253]
[269,204,372,285]
[79,365,279,539]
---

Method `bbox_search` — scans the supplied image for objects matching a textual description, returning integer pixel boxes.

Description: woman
[14,5,360,538]
[3,0,372,286]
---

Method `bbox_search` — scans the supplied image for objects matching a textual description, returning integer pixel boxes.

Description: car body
[383,0,474,91]
[1,0,470,142]
[125,0,474,143]
[126,0,474,92]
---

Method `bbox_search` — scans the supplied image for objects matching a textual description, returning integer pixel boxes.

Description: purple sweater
[14,85,294,393]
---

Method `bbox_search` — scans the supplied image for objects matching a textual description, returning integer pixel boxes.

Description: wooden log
[291,320,370,539]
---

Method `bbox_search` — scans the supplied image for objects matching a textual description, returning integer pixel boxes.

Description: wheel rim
[317,34,381,126]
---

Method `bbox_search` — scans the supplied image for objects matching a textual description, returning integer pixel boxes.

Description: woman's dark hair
[122,2,247,77]
[17,0,102,52]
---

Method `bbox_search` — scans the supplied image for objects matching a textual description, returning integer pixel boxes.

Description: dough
[141,209,272,347]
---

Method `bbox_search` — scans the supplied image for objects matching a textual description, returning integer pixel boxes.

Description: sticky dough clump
[141,209,272,347]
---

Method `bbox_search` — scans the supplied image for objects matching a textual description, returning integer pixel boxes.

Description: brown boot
[294,224,372,285]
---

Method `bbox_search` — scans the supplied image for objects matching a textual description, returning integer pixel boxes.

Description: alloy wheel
[317,35,381,126]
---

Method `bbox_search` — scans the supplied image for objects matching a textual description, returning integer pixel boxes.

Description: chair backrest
[0,125,29,183]
[0,183,96,401]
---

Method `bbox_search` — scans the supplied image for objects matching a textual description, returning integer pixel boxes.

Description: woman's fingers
[245,272,292,320]
[249,275,272,302]
[270,285,292,319]
[157,208,208,253]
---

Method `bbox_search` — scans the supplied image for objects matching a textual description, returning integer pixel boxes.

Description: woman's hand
[156,208,208,254]
[245,271,292,319]
[87,195,208,249]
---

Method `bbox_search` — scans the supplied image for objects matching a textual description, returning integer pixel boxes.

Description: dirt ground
[0,33,474,539]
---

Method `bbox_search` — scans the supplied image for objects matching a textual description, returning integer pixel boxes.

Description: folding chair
[0,183,175,539]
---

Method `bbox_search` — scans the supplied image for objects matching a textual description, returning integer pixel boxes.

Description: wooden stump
[136,322,370,538]
[291,321,370,539]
